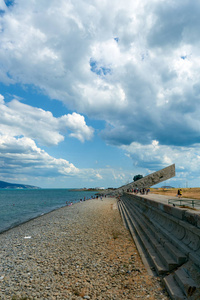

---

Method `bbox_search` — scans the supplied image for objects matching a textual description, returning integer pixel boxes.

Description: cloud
[147,1,200,48]
[63,112,94,142]
[0,134,79,178]
[0,0,200,186]
[121,140,200,182]
[0,0,199,149]
[0,133,132,187]
[0,95,94,145]
[95,173,103,179]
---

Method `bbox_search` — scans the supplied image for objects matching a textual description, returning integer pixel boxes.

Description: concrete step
[117,201,128,229]
[138,232,169,275]
[125,199,187,266]
[163,273,187,300]
[174,267,198,298]
[150,216,191,258]
[124,201,180,272]
[121,201,168,275]
[163,265,199,300]
[164,242,187,265]
[119,202,156,275]
[129,208,178,271]
[119,195,200,299]
[127,196,197,263]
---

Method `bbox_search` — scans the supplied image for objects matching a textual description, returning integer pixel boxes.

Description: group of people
[139,188,150,195]
[79,194,106,202]
[66,194,106,206]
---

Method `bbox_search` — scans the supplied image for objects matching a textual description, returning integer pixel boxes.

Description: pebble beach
[0,197,170,300]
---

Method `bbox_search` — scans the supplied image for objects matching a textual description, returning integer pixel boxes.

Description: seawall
[118,193,200,300]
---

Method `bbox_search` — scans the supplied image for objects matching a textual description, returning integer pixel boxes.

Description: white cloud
[63,112,94,142]
[1,0,200,139]
[121,141,200,180]
[0,133,131,187]
[0,134,79,177]
[0,95,94,145]
[0,0,200,187]
[95,173,103,179]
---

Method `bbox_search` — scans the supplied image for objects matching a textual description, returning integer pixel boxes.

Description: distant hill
[0,180,40,189]
[160,185,175,189]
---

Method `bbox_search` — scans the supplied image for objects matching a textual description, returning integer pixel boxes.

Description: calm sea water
[0,189,96,233]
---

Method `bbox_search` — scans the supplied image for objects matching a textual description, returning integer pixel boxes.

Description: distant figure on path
[177,189,182,198]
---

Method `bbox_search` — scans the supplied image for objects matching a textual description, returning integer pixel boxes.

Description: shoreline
[0,197,170,299]
[0,203,68,235]
[0,188,96,235]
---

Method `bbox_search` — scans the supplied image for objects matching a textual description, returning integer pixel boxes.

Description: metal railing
[168,198,200,208]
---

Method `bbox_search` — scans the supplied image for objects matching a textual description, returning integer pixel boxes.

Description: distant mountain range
[0,180,40,189]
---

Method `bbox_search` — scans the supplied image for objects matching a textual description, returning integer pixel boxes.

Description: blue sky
[0,0,200,188]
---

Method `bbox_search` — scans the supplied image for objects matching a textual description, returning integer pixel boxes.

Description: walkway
[129,193,200,212]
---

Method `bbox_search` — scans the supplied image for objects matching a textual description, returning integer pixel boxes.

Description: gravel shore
[0,197,170,299]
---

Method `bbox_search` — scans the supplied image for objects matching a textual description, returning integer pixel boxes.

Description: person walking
[177,189,182,198]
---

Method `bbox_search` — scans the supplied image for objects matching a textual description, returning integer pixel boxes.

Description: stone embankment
[118,193,200,300]
[0,197,169,299]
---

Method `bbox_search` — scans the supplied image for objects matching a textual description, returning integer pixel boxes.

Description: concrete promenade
[130,192,200,212]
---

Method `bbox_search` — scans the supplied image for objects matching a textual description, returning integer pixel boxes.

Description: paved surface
[129,193,200,213]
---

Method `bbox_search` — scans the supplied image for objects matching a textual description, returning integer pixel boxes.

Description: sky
[0,0,200,188]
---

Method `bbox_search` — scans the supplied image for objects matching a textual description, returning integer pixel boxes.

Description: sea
[0,189,96,234]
